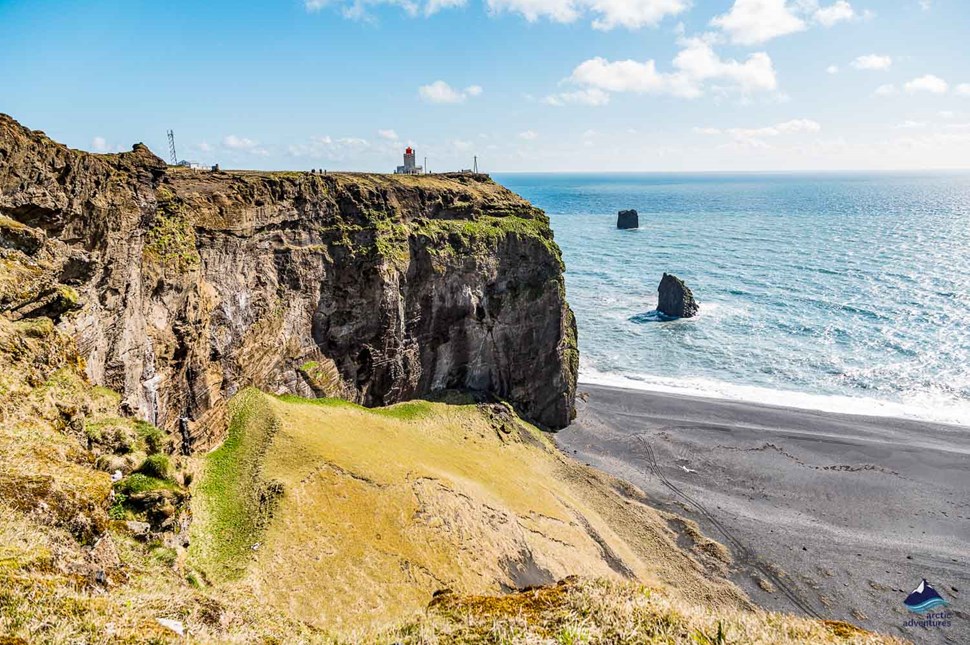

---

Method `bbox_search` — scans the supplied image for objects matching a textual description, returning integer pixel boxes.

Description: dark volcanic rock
[657,273,698,318]
[0,113,578,446]
[616,209,638,229]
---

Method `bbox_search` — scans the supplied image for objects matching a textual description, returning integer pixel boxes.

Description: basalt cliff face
[0,115,577,449]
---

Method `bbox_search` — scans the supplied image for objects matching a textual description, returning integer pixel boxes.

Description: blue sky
[1,0,968,171]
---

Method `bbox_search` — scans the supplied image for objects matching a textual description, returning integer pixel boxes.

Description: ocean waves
[497,172,970,428]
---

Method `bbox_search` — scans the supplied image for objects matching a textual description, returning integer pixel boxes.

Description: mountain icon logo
[903,579,948,613]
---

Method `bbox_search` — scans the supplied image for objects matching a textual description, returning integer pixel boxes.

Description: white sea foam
[499,172,970,431]
[579,366,970,427]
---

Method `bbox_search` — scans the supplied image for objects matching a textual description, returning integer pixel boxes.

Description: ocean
[494,172,970,427]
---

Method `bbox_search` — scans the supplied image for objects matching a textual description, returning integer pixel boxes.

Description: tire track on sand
[633,434,825,620]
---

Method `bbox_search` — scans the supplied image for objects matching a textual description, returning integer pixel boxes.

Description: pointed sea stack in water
[657,273,699,318]
[616,209,638,229]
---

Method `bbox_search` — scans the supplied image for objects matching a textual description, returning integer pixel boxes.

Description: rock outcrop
[616,209,638,229]
[657,273,699,318]
[0,114,578,449]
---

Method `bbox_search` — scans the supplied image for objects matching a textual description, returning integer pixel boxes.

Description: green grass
[275,392,434,421]
[190,388,281,580]
[414,215,560,262]
[84,416,166,455]
[135,419,167,454]
[275,392,356,409]
[114,473,177,495]
[136,454,171,479]
[143,194,200,270]
[370,400,434,421]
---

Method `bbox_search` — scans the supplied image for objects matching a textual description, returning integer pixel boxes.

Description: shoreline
[577,372,970,430]
[558,383,970,644]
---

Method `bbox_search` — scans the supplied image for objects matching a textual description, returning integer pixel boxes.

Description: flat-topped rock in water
[657,273,699,318]
[616,209,638,229]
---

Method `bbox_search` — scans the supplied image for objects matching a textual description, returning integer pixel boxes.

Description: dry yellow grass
[389,577,906,645]
[188,390,901,644]
[0,316,902,643]
[193,390,672,636]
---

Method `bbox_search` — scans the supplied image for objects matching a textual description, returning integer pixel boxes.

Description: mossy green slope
[192,389,651,636]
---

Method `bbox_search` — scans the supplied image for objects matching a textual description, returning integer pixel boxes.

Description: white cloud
[711,0,861,45]
[418,81,484,104]
[91,136,108,152]
[772,119,822,133]
[826,65,839,74]
[378,129,399,140]
[542,87,611,106]
[674,38,778,93]
[286,134,382,161]
[570,58,697,98]
[874,83,897,96]
[812,0,857,27]
[424,0,466,14]
[569,37,777,99]
[518,130,539,140]
[711,0,806,45]
[919,0,931,9]
[955,83,970,97]
[938,110,956,119]
[486,0,688,30]
[904,74,948,94]
[851,54,892,71]
[486,0,576,22]
[895,120,927,129]
[222,135,259,150]
[694,118,821,147]
[588,0,691,30]
[305,0,462,20]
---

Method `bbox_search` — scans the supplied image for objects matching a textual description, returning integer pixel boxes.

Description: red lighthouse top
[405,146,413,154]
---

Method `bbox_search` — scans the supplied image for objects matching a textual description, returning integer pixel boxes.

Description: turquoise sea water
[494,172,970,426]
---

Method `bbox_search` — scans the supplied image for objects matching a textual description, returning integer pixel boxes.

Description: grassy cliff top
[1,111,547,230]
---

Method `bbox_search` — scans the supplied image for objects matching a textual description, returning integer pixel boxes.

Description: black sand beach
[557,383,970,644]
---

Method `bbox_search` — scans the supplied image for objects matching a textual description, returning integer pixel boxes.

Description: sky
[1,0,969,172]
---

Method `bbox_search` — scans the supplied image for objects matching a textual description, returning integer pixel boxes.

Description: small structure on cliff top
[395,147,424,174]
[657,273,699,318]
[617,209,638,229]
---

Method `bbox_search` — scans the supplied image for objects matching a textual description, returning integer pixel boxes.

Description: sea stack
[616,209,638,229]
[657,273,699,318]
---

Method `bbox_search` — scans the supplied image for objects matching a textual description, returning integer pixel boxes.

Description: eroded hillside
[188,390,749,637]
[0,322,901,642]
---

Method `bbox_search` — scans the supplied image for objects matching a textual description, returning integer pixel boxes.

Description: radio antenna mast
[167,130,178,165]
[473,155,478,173]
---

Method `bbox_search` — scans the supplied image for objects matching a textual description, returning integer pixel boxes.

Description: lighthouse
[395,146,423,174]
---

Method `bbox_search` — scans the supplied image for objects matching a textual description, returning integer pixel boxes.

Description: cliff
[0,116,901,643]
[0,114,577,448]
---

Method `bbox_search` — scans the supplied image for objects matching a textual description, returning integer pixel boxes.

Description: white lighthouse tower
[395,146,423,174]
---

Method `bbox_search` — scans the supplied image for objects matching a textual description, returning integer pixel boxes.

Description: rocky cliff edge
[0,114,577,449]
